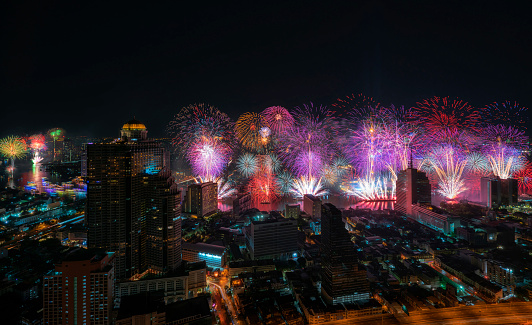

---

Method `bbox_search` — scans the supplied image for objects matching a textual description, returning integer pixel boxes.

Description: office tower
[396,167,431,215]
[285,204,300,219]
[43,251,115,325]
[244,215,298,260]
[481,177,518,207]
[303,194,321,218]
[233,193,252,217]
[86,119,181,279]
[481,177,501,208]
[183,182,218,217]
[321,203,370,304]
[501,178,518,206]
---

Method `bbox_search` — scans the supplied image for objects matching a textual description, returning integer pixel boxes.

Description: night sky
[1,1,531,138]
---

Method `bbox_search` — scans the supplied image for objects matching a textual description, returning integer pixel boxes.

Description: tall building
[395,167,431,215]
[285,204,300,219]
[303,194,321,218]
[321,203,370,305]
[481,177,518,207]
[43,250,115,325]
[183,182,218,217]
[244,215,298,260]
[85,119,181,279]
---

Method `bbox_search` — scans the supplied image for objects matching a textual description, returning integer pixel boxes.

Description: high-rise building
[43,250,115,325]
[303,194,321,218]
[320,203,370,305]
[244,215,298,260]
[395,167,431,215]
[285,204,300,219]
[481,177,518,207]
[183,182,218,217]
[85,119,181,279]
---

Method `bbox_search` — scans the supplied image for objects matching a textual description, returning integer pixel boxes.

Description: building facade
[321,203,370,305]
[303,194,321,219]
[182,242,227,269]
[85,119,181,279]
[43,251,115,325]
[245,216,298,260]
[396,167,431,215]
[183,182,218,217]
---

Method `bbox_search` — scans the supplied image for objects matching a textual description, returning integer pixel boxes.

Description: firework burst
[262,106,294,135]
[187,136,231,180]
[290,175,327,197]
[0,136,27,160]
[484,101,529,130]
[249,173,280,203]
[167,103,235,154]
[235,112,269,151]
[424,146,468,199]
[236,153,258,177]
[411,96,482,144]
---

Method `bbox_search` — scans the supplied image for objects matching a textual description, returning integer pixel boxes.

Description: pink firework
[262,106,294,135]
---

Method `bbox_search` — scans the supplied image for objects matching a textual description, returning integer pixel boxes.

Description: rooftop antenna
[409,146,413,169]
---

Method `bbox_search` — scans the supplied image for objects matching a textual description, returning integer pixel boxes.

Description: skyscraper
[43,251,115,325]
[183,182,218,217]
[320,203,370,304]
[85,119,181,279]
[395,167,431,215]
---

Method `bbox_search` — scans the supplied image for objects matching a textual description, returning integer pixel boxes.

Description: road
[397,301,532,324]
[2,213,85,250]
[208,276,243,325]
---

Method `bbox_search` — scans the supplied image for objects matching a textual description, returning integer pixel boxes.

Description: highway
[396,301,532,324]
[2,213,85,250]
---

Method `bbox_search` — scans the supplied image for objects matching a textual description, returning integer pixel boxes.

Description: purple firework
[187,136,231,180]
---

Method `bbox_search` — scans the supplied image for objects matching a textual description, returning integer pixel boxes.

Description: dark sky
[1,1,531,138]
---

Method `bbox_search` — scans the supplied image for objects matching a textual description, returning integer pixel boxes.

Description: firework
[0,136,27,160]
[320,156,350,186]
[167,103,235,154]
[290,175,327,197]
[235,112,268,151]
[486,144,526,179]
[47,128,65,160]
[481,124,528,150]
[484,101,529,130]
[276,170,294,194]
[411,96,482,143]
[344,174,395,201]
[29,134,47,165]
[187,136,231,180]
[332,93,380,119]
[261,106,294,134]
[236,153,258,177]
[278,104,336,179]
[514,163,532,194]
[466,152,490,175]
[249,173,280,203]
[216,178,237,199]
[425,146,468,199]
[258,154,281,174]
